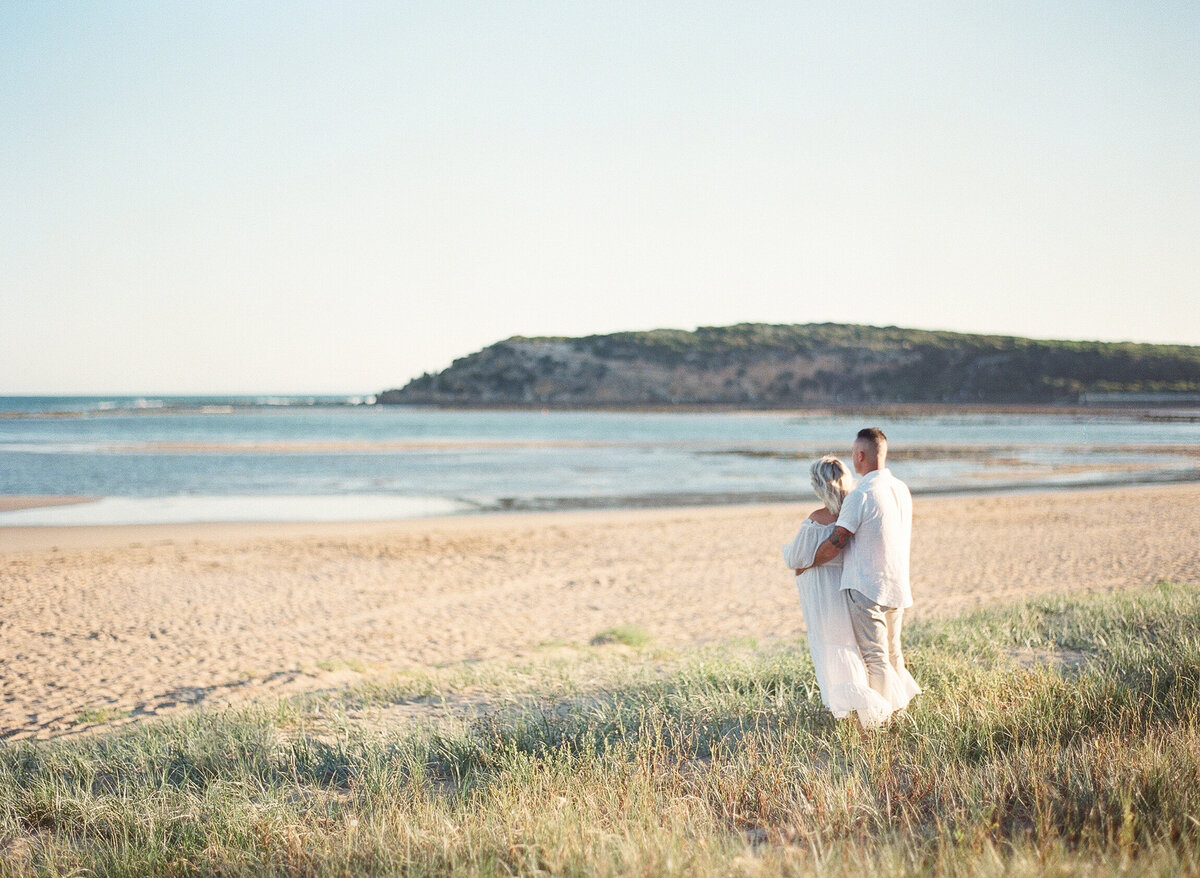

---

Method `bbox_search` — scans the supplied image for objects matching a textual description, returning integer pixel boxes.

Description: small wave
[0,441,119,454]
[52,438,626,454]
[1,395,377,418]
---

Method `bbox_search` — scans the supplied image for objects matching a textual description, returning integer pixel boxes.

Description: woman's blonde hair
[810,455,855,515]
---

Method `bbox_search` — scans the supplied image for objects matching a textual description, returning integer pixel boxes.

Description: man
[795,427,914,701]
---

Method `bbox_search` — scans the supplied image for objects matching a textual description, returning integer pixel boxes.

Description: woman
[782,456,916,727]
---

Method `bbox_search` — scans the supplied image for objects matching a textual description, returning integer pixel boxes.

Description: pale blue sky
[3,1,1198,393]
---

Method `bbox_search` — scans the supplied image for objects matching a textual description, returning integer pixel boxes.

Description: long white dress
[782,519,918,727]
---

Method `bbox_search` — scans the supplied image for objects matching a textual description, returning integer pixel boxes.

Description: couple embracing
[782,428,921,728]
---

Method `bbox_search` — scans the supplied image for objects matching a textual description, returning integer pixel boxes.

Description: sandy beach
[2,482,1199,742]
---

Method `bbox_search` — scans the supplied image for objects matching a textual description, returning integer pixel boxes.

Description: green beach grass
[3,582,1200,876]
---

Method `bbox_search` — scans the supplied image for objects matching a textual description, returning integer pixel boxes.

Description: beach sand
[2,483,1199,741]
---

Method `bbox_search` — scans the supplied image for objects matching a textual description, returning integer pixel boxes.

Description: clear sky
[3,2,1198,394]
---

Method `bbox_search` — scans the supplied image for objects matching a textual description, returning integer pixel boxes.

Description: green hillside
[381,323,1200,406]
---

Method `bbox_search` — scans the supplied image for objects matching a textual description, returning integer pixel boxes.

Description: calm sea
[1,396,1197,525]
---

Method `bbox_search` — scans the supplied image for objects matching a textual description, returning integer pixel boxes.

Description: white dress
[782,519,917,727]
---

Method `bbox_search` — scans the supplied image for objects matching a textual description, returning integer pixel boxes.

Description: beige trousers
[846,589,906,698]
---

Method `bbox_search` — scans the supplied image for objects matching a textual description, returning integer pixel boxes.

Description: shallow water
[1,397,1197,525]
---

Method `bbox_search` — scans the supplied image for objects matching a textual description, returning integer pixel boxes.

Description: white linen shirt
[835,468,913,609]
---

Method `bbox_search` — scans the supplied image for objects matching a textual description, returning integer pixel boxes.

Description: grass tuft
[74,706,129,724]
[590,625,653,647]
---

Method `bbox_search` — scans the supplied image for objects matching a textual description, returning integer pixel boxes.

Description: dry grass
[3,582,1200,876]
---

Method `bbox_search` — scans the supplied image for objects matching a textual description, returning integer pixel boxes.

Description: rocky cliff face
[379,323,1200,407]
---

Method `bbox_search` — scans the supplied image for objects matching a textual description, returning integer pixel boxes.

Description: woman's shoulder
[806,507,837,526]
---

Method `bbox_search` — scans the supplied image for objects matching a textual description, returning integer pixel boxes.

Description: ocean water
[1,396,1197,525]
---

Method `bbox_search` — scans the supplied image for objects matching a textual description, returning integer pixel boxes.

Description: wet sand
[2,483,1199,741]
[0,496,99,513]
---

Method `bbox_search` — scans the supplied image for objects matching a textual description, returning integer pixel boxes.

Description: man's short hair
[856,427,888,455]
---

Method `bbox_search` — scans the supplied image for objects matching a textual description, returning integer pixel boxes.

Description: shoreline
[2,481,1199,740]
[6,399,1200,420]
[2,467,1198,532]
[4,478,1198,553]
